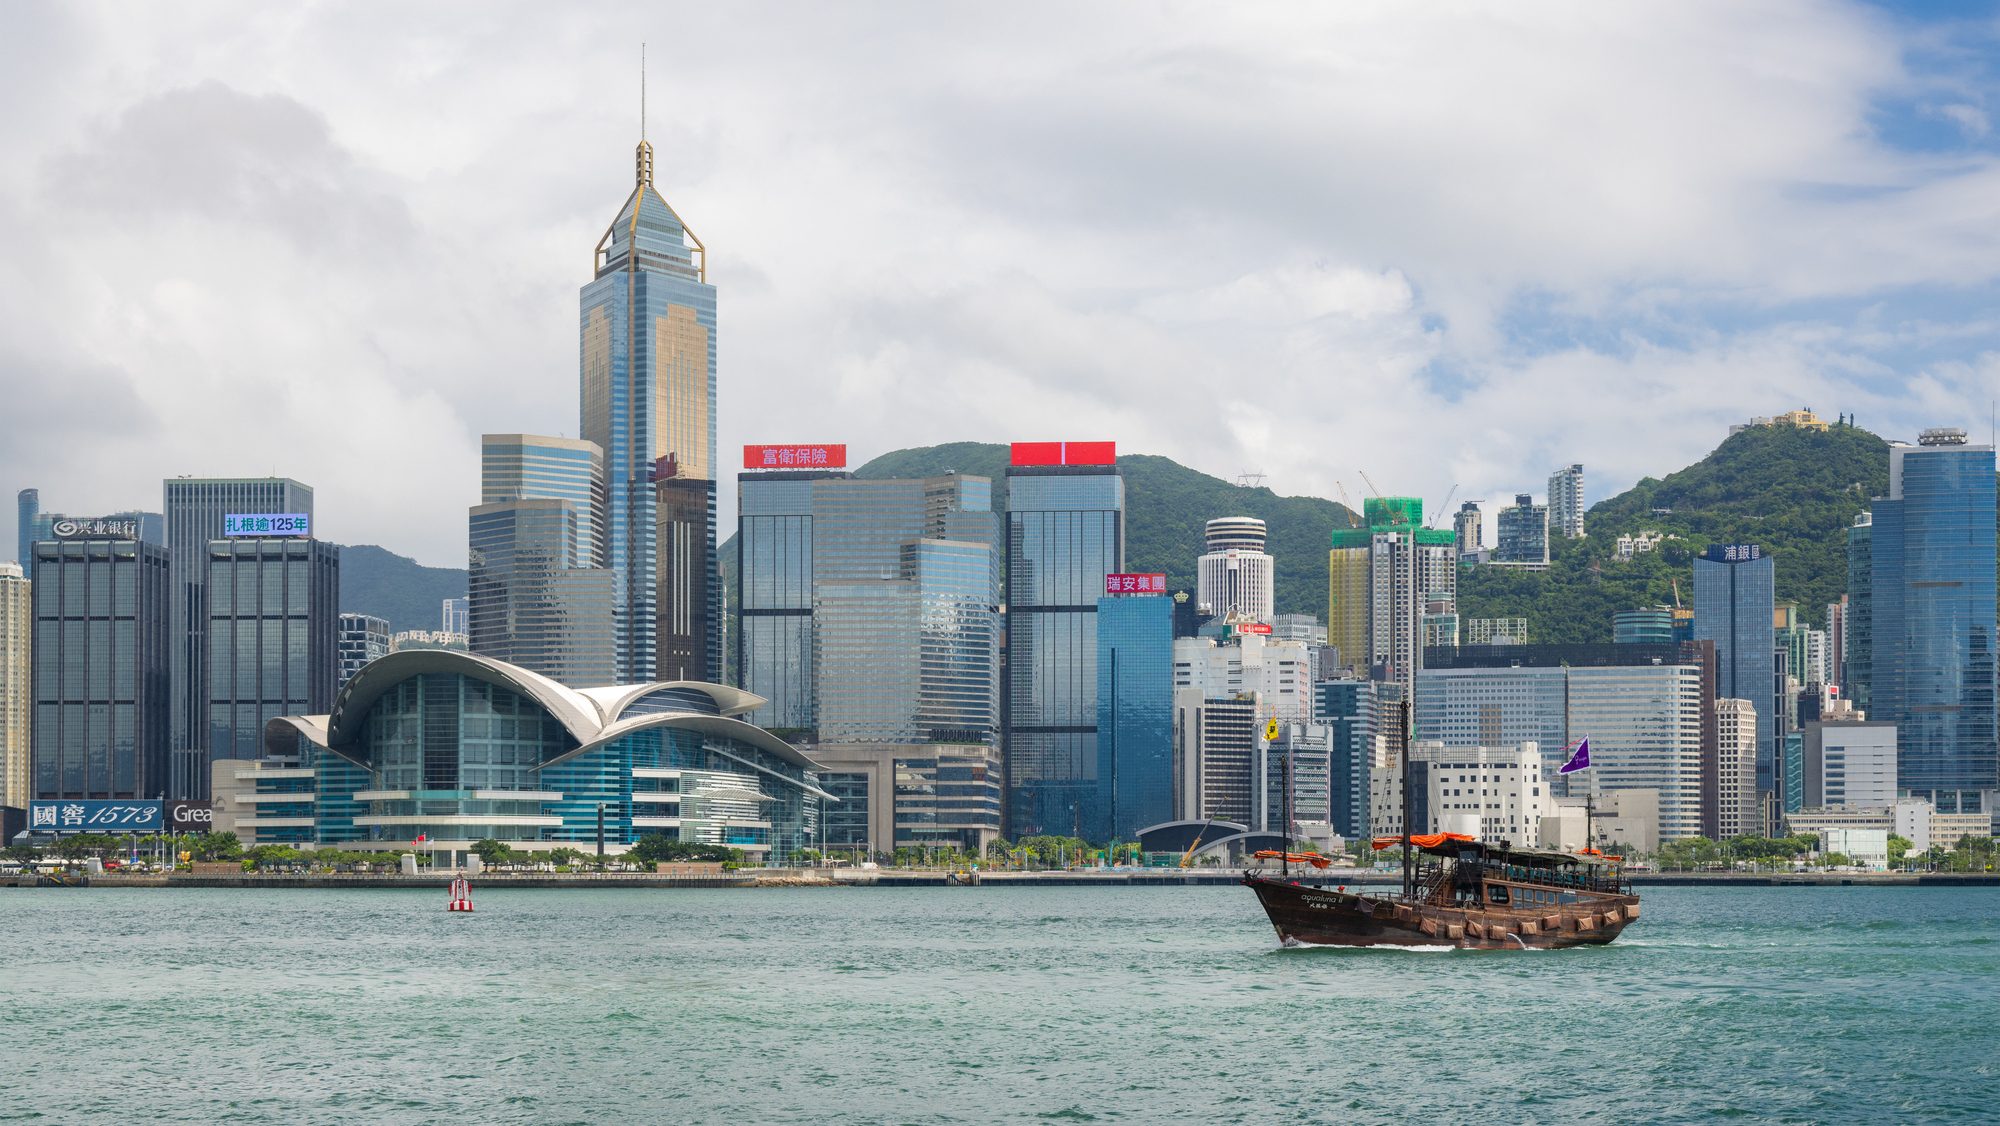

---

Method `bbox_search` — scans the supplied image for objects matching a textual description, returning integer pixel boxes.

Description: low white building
[1370,741,1548,845]
[1821,828,1889,869]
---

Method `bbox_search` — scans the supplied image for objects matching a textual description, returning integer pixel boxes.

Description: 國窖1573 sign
[224,513,310,537]
[1105,573,1166,595]
[29,799,164,833]
[744,444,846,470]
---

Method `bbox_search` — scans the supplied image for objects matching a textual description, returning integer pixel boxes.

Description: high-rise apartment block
[164,477,313,797]
[31,529,170,800]
[1003,441,1123,838]
[1860,429,1998,814]
[336,613,390,688]
[1172,633,1313,721]
[580,136,719,683]
[0,562,28,816]
[1452,501,1483,557]
[1547,463,1584,539]
[1712,697,1759,839]
[1196,517,1274,622]
[441,598,469,637]
[1693,543,1777,800]
[1327,496,1455,688]
[1494,493,1549,565]
[203,537,339,764]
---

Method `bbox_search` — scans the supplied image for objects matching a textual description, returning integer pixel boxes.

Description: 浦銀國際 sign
[1703,543,1763,563]
[224,513,310,537]
[28,800,164,833]
[51,517,138,540]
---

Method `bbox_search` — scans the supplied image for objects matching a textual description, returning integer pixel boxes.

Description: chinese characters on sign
[1705,543,1763,563]
[50,517,139,540]
[1103,572,1167,595]
[1234,622,1273,635]
[743,444,848,470]
[223,513,311,537]
[28,800,165,833]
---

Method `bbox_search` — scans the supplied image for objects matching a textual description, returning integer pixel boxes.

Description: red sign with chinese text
[1234,622,1273,635]
[1010,441,1116,467]
[744,444,847,470]
[1104,573,1167,595]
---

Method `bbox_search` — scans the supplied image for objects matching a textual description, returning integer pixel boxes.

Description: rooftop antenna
[641,42,647,140]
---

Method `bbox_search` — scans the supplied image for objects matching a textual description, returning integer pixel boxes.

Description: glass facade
[1613,608,1674,645]
[736,475,820,736]
[204,538,338,765]
[1692,548,1776,796]
[337,613,390,688]
[30,538,170,800]
[1095,594,1174,841]
[1314,680,1377,840]
[480,434,607,566]
[1004,467,1124,838]
[468,500,617,688]
[1870,441,1998,809]
[164,477,313,797]
[1845,515,1872,710]
[580,142,718,683]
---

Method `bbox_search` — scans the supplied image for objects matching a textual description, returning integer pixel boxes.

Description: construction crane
[1179,819,1217,869]
[1358,470,1384,499]
[1426,484,1460,528]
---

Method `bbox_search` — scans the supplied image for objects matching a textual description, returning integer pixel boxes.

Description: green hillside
[853,444,1358,616]
[1458,422,1889,642]
[337,544,467,634]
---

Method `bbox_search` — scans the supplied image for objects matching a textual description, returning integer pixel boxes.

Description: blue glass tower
[1314,680,1378,840]
[1095,593,1173,842]
[580,138,717,683]
[1693,544,1777,799]
[1868,432,1997,812]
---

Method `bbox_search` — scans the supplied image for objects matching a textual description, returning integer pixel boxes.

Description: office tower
[1548,463,1585,539]
[1416,645,1706,839]
[0,562,27,815]
[1713,698,1759,839]
[580,133,718,683]
[1494,494,1549,564]
[15,490,35,573]
[1693,543,1777,800]
[1801,719,1898,809]
[1196,516,1274,622]
[469,434,615,687]
[164,478,313,797]
[1826,595,1848,694]
[654,466,713,680]
[1003,441,1123,838]
[1613,607,1674,645]
[1267,721,1333,839]
[1173,689,1258,825]
[336,613,390,688]
[1314,678,1380,840]
[1865,428,1998,814]
[1452,501,1483,556]
[1379,741,1548,842]
[1327,496,1455,688]
[204,537,338,764]
[1270,614,1325,645]
[1174,632,1313,721]
[1096,589,1174,841]
[31,529,169,800]
[1845,513,1872,711]
[735,460,835,734]
[441,598,469,637]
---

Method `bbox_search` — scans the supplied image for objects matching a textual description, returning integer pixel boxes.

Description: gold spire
[636,42,652,186]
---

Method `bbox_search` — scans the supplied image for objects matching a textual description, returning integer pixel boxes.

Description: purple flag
[1558,737,1592,774]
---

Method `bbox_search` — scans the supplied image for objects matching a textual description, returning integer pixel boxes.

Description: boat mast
[1400,694,1414,900]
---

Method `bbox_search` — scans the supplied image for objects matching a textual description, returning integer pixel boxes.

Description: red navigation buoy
[447,875,474,913]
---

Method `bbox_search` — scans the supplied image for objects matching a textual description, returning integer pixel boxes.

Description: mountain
[336,544,467,634]
[853,444,1358,617]
[1457,422,1890,642]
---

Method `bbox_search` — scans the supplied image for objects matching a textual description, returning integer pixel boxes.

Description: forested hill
[1458,422,1890,642]
[853,444,1357,617]
[337,544,467,634]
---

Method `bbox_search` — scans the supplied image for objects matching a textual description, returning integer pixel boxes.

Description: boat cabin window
[1487,884,1510,905]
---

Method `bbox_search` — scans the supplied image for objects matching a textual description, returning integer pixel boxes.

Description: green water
[3,885,1997,1123]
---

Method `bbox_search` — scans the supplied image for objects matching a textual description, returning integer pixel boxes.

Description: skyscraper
[204,537,338,765]
[1693,543,1777,801]
[1314,678,1381,840]
[1326,496,1456,687]
[15,489,36,573]
[1003,441,1123,838]
[1494,493,1549,564]
[0,562,28,816]
[32,527,169,801]
[1452,501,1483,557]
[580,134,718,683]
[336,613,390,688]
[1865,428,1998,814]
[1096,591,1173,841]
[1547,463,1585,539]
[440,598,469,638]
[1196,516,1274,622]
[164,478,313,798]
[1712,697,1759,839]
[1845,514,1872,711]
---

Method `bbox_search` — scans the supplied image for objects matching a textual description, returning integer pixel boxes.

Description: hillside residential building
[1548,464,1584,539]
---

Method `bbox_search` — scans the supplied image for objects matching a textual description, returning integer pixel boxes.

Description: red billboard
[1010,441,1116,467]
[744,444,847,470]
[1105,573,1167,595]
[1234,622,1273,635]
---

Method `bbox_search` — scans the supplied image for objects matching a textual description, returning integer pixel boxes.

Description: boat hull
[1244,875,1637,950]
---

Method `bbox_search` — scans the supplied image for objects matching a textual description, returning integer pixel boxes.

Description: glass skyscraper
[1004,459,1124,838]
[31,534,170,800]
[736,473,823,736]
[337,613,390,688]
[1314,679,1379,840]
[1866,430,1998,812]
[204,537,339,764]
[580,137,718,683]
[164,477,313,797]
[1095,592,1174,841]
[1693,544,1776,798]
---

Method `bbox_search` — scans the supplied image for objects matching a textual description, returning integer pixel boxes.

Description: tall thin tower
[579,58,719,682]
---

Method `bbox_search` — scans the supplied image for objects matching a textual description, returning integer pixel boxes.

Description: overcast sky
[5,1,2000,566]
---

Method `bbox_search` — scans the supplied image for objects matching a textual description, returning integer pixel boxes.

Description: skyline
[10,2,2000,566]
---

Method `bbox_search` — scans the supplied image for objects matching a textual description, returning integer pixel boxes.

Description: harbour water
[5,884,1997,1123]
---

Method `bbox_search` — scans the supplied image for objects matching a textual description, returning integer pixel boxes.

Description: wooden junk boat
[1243,834,1640,950]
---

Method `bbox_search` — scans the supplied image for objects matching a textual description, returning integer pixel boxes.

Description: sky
[6,1,2000,566]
